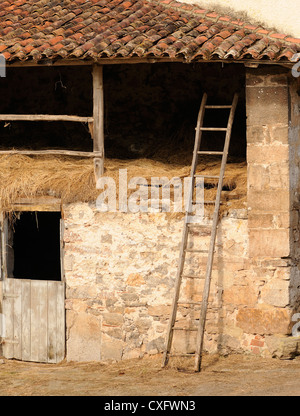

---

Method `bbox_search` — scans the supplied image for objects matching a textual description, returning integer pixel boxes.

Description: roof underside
[0,0,299,64]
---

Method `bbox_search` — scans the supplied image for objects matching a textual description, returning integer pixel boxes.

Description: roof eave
[6,57,294,67]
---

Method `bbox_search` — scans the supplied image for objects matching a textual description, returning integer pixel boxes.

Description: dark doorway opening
[12,211,61,281]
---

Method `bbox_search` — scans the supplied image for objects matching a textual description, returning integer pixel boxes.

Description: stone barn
[0,0,299,364]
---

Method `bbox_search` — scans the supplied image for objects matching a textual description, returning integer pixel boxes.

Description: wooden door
[1,214,65,363]
[2,278,65,363]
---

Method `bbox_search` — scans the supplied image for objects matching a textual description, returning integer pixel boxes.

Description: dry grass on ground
[1,354,300,396]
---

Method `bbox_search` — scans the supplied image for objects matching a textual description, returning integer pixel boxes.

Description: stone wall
[243,66,300,356]
[63,203,251,361]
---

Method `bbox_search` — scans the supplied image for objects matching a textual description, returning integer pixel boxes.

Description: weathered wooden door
[1,213,65,363]
[2,278,65,363]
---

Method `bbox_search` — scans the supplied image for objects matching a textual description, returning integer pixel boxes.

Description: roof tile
[0,0,298,63]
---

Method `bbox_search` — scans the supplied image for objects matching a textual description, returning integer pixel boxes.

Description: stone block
[248,213,274,229]
[248,189,290,212]
[126,273,145,287]
[246,125,271,144]
[236,308,292,335]
[265,335,300,359]
[223,285,258,306]
[271,125,289,143]
[246,67,288,87]
[66,311,101,362]
[146,336,165,354]
[101,333,124,361]
[248,211,289,230]
[247,144,289,164]
[249,229,290,258]
[274,267,291,280]
[247,164,270,191]
[246,86,289,127]
[64,254,74,271]
[147,305,171,318]
[260,280,290,307]
[102,312,124,326]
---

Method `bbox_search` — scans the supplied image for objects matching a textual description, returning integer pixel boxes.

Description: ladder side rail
[194,93,239,372]
[186,92,208,216]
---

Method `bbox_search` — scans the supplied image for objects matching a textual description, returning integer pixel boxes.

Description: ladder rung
[194,174,220,179]
[199,127,227,131]
[172,327,198,331]
[187,223,212,228]
[185,249,209,253]
[187,223,212,235]
[205,105,232,109]
[178,300,202,305]
[192,201,221,205]
[197,151,223,155]
[169,353,196,357]
[182,274,205,279]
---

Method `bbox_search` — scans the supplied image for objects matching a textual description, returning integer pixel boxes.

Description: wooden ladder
[162,92,239,372]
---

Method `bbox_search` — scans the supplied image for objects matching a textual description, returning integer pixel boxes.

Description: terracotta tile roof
[0,0,299,63]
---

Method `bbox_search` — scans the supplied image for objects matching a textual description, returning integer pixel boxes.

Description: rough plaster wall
[179,0,300,38]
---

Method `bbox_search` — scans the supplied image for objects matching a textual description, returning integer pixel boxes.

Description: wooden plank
[0,149,102,157]
[93,65,105,180]
[0,215,2,281]
[60,219,65,282]
[1,217,8,280]
[205,105,232,109]
[56,282,65,363]
[30,280,41,362]
[13,196,61,206]
[21,280,31,361]
[2,279,14,359]
[199,127,227,131]
[9,196,62,212]
[38,282,48,363]
[13,279,22,360]
[0,114,93,122]
[47,281,57,363]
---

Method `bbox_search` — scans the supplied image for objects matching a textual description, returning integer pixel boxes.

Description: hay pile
[0,154,246,216]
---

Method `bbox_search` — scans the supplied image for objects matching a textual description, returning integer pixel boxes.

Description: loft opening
[103,62,246,162]
[7,211,62,281]
[0,66,93,152]
[0,62,246,159]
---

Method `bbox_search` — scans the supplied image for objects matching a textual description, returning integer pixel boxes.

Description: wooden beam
[6,57,293,67]
[8,196,62,212]
[0,149,102,157]
[0,114,93,122]
[93,64,105,180]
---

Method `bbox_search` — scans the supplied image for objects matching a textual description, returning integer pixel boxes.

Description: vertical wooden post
[93,64,104,181]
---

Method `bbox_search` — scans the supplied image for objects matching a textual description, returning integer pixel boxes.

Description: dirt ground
[0,353,300,397]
